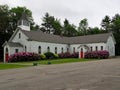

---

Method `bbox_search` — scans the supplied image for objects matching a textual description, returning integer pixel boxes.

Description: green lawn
[0,63,30,70]
[0,58,97,70]
[17,58,97,65]
[38,58,95,64]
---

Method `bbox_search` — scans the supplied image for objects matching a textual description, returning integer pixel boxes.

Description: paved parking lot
[0,57,120,90]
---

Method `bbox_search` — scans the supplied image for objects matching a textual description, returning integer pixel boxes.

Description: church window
[90,47,93,51]
[38,46,41,54]
[95,46,98,51]
[55,47,57,54]
[19,33,21,39]
[6,48,8,53]
[67,48,69,52]
[73,47,75,53]
[108,46,109,51]
[15,49,19,53]
[25,46,27,52]
[101,46,103,50]
[23,20,29,26]
[81,48,83,52]
[61,47,63,53]
[47,47,50,52]
[18,20,22,25]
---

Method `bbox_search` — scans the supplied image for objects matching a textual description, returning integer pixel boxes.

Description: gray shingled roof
[68,33,111,44]
[21,30,112,44]
[21,30,69,44]
[7,42,23,47]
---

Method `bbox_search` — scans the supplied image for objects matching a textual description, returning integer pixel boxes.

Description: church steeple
[17,12,30,31]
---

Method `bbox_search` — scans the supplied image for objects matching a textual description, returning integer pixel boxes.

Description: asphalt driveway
[0,57,120,90]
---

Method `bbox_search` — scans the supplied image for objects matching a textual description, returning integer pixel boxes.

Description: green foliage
[40,12,62,34]
[40,54,46,60]
[44,52,55,59]
[62,19,78,37]
[54,54,59,58]
[111,14,120,43]
[41,13,55,33]
[101,14,120,55]
[33,62,38,66]
[78,18,88,35]
[101,15,111,32]
[0,5,11,59]
[87,27,106,35]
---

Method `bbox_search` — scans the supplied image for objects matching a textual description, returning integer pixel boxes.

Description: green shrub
[40,54,46,60]
[44,52,55,59]
[54,54,59,58]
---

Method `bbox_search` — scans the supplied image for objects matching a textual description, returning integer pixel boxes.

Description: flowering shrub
[8,52,40,62]
[70,52,79,58]
[58,52,71,58]
[84,50,109,59]
[58,52,78,58]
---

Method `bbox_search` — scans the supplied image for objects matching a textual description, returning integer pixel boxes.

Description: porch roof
[3,42,23,47]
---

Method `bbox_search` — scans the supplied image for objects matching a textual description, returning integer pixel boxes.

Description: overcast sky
[0,0,120,27]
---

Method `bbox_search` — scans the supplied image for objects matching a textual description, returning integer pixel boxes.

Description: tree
[111,14,120,55]
[88,27,105,35]
[52,19,62,35]
[40,12,62,34]
[0,5,10,60]
[62,19,78,37]
[78,18,88,35]
[41,13,54,34]
[101,15,111,32]
[0,5,9,34]
[101,14,120,55]
[9,6,34,31]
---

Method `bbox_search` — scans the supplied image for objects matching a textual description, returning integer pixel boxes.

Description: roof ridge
[21,29,112,44]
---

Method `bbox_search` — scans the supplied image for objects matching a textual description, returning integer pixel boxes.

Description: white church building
[2,13,116,62]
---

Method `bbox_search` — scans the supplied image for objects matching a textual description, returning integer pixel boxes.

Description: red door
[5,53,9,62]
[80,48,84,58]
[81,51,83,58]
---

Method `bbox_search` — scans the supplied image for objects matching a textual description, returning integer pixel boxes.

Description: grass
[0,58,97,70]
[38,58,95,64]
[16,58,96,65]
[0,63,30,70]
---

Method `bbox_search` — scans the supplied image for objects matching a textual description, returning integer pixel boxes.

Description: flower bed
[84,50,109,59]
[8,52,40,62]
[58,52,79,58]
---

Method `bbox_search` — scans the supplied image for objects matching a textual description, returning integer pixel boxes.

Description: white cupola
[17,12,30,31]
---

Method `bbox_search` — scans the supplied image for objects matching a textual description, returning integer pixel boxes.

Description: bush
[8,52,40,62]
[84,50,109,59]
[40,54,46,60]
[44,52,55,59]
[70,52,79,58]
[58,52,71,58]
[54,54,59,59]
[58,52,78,58]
